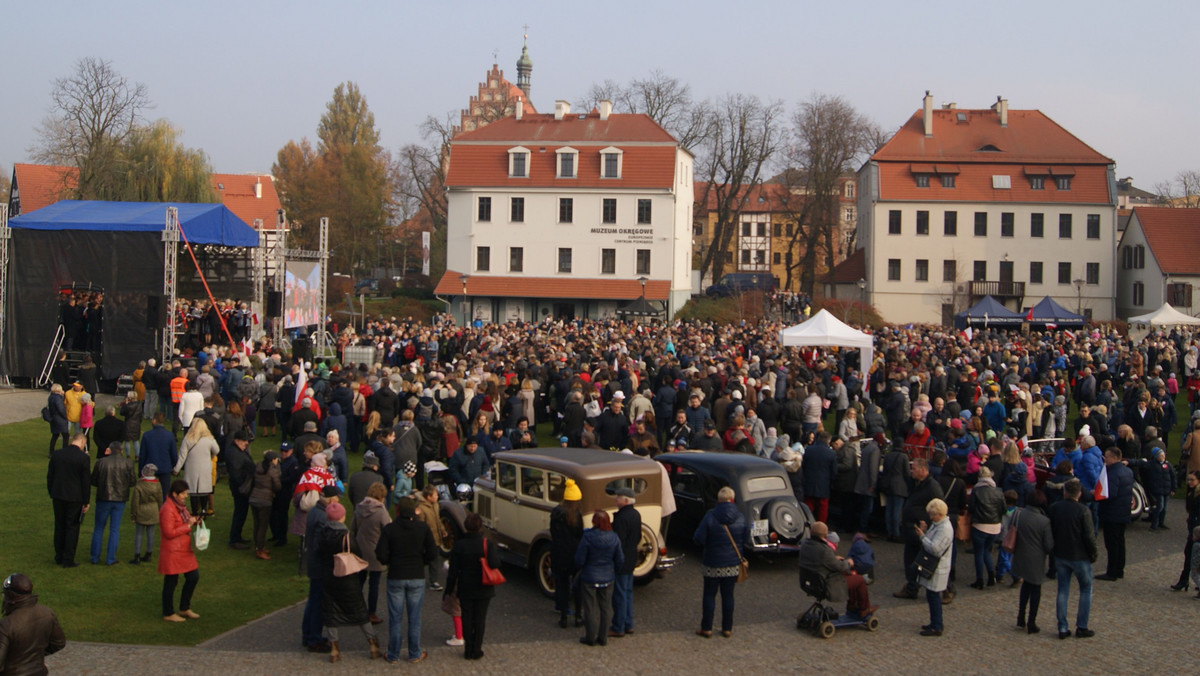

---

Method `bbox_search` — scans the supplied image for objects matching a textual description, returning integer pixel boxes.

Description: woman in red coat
[160,479,202,622]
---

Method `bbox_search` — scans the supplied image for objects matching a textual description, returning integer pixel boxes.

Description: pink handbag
[333,533,368,577]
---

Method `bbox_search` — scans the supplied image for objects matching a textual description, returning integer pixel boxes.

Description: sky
[4,0,1198,189]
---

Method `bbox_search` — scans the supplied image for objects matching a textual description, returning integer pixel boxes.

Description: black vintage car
[657,451,812,551]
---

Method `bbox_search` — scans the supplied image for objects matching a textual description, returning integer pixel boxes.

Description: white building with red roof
[435,100,693,322]
[856,92,1117,324]
[1117,207,1200,318]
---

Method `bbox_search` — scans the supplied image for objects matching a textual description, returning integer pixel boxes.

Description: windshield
[745,475,788,494]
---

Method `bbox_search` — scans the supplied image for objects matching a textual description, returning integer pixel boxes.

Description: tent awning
[955,295,1024,328]
[1128,303,1200,326]
[8,200,259,246]
[1027,296,1085,326]
[778,309,874,397]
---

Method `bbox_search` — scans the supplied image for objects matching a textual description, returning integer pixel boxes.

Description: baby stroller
[796,567,879,638]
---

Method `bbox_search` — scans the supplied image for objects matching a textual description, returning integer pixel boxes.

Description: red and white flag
[1094,466,1109,501]
[962,327,973,341]
[1063,329,1076,341]
[293,362,307,412]
[1025,307,1034,321]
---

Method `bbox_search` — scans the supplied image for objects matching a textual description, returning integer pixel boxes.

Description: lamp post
[1073,277,1084,316]
[459,274,469,325]
[637,276,648,323]
[857,278,867,326]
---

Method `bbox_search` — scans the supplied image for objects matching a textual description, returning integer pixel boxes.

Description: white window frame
[600,146,623,179]
[508,146,531,178]
[555,147,578,179]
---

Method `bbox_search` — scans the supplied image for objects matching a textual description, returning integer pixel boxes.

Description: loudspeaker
[146,295,167,329]
[292,336,310,362]
[266,291,283,316]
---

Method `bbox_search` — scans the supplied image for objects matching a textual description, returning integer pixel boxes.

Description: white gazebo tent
[778,309,875,395]
[1127,303,1200,327]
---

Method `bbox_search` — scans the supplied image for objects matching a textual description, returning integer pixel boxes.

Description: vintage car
[438,447,679,597]
[657,451,812,551]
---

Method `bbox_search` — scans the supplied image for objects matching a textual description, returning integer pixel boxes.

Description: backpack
[42,406,53,422]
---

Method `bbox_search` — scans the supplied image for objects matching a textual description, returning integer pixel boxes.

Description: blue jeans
[89,501,125,564]
[1055,558,1093,633]
[925,588,943,631]
[885,496,906,538]
[971,529,997,582]
[1149,493,1169,529]
[610,573,634,633]
[385,579,424,661]
[302,578,324,646]
[701,575,737,632]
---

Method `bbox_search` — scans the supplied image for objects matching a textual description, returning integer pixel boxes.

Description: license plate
[751,519,768,537]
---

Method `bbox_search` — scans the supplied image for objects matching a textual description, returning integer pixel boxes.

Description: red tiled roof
[211,173,284,230]
[446,144,676,189]
[824,248,865,283]
[11,164,76,214]
[452,112,677,145]
[1131,207,1200,275]
[434,271,670,301]
[873,108,1112,164]
[876,162,1111,204]
[693,182,795,213]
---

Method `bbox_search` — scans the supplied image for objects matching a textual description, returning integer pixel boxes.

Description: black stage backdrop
[5,231,162,380]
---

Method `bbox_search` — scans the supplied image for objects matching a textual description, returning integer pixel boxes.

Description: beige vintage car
[439,447,679,597]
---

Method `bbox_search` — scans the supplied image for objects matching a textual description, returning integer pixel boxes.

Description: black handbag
[914,532,950,580]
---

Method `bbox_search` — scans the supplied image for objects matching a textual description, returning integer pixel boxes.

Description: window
[1056,177,1071,190]
[845,207,855,222]
[520,467,545,499]
[1086,262,1099,285]
[1133,281,1145,307]
[476,246,490,272]
[1135,244,1145,269]
[786,223,793,237]
[915,174,930,188]
[888,210,902,234]
[974,212,987,237]
[741,223,751,236]
[844,182,855,199]
[915,259,929,282]
[559,198,573,223]
[601,149,623,178]
[508,147,529,178]
[1059,214,1072,239]
[558,248,572,273]
[887,258,901,281]
[1086,214,1100,239]
[497,462,516,492]
[1030,213,1044,238]
[509,247,524,272]
[944,211,958,236]
[741,249,751,264]
[943,260,957,283]
[757,223,767,237]
[557,150,576,178]
[1029,176,1044,190]
[1058,262,1071,284]
[941,175,956,188]
[1029,261,1043,284]
[510,197,524,222]
[773,223,781,238]
[992,175,1011,189]
[973,261,987,281]
[916,210,929,235]
[602,198,617,224]
[601,249,616,274]
[637,199,652,224]
[773,252,781,265]
[1001,212,1014,237]
[477,196,492,222]
[754,250,765,265]
[693,223,703,236]
[636,249,651,275]
[1167,283,1193,308]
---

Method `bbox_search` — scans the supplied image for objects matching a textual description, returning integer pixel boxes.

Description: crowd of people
[33,310,1200,666]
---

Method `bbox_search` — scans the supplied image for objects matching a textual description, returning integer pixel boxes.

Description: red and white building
[435,100,694,322]
[856,93,1117,324]
[1116,207,1200,317]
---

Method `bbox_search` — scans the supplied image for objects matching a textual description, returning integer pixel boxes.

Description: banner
[421,231,431,277]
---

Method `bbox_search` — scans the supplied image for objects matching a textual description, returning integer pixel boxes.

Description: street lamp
[1073,278,1084,316]
[637,276,648,323]
[857,278,867,326]
[460,274,470,324]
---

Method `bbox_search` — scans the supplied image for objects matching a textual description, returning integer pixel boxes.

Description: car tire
[767,500,805,541]
[533,543,555,599]
[1131,481,1147,520]
[631,523,660,584]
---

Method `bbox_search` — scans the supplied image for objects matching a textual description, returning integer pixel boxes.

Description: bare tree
[32,57,150,198]
[391,113,455,281]
[694,94,785,284]
[0,165,10,208]
[776,93,882,295]
[1154,169,1200,208]
[578,70,708,151]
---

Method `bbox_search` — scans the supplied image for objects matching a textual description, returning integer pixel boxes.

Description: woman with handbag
[573,510,622,647]
[968,466,1006,588]
[692,486,749,638]
[173,419,219,516]
[914,498,953,636]
[159,480,202,623]
[316,502,381,662]
[445,512,501,660]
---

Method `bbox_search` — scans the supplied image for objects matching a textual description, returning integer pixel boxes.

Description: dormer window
[508,146,530,178]
[600,147,623,179]
[915,174,930,188]
[556,147,577,179]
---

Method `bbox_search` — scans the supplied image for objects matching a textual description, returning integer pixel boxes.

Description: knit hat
[311,454,327,467]
[402,461,417,476]
[563,479,582,502]
[325,502,346,521]
[827,532,841,547]
[362,451,380,469]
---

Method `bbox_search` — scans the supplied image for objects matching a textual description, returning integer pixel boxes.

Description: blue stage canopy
[1028,296,1086,327]
[9,200,259,247]
[954,295,1024,329]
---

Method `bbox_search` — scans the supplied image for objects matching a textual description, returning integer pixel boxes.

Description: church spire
[516,28,532,100]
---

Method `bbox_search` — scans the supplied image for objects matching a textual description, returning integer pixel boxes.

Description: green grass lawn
[3,419,309,645]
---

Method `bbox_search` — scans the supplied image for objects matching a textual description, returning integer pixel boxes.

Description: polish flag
[293,362,308,412]
[962,327,973,341]
[1025,307,1034,321]
[1094,465,1109,501]
[1064,329,1076,341]
[1046,323,1057,329]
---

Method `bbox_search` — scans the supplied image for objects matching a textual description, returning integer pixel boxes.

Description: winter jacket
[1010,506,1054,584]
[1051,445,1083,472]
[317,521,370,627]
[91,452,136,502]
[353,496,393,573]
[1075,446,1104,494]
[574,527,623,585]
[918,517,954,592]
[320,403,349,448]
[854,440,881,496]
[999,462,1031,506]
[693,501,749,569]
[1098,462,1135,524]
[138,425,177,476]
[802,442,838,499]
[130,478,163,526]
[0,593,66,675]
[612,503,642,575]
[1132,458,1176,496]
[798,535,851,602]
[447,447,489,486]
[879,450,910,497]
[248,463,281,508]
[174,435,218,496]
[414,498,447,548]
[848,535,875,574]
[969,478,1006,525]
[157,498,197,576]
[1048,498,1097,562]
[375,515,435,579]
[447,532,501,600]
[47,392,69,435]
[550,505,584,574]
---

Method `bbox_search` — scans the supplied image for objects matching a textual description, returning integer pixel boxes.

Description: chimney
[599,100,613,121]
[254,178,262,199]
[994,96,1008,127]
[515,97,523,120]
[923,90,933,137]
[554,100,570,120]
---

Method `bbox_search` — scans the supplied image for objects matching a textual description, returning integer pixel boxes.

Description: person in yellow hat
[550,479,584,627]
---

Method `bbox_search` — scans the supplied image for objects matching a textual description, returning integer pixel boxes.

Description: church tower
[516,32,532,100]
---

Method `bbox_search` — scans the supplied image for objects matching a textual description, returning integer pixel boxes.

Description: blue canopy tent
[954,295,1024,329]
[1027,296,1086,328]
[4,201,258,381]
